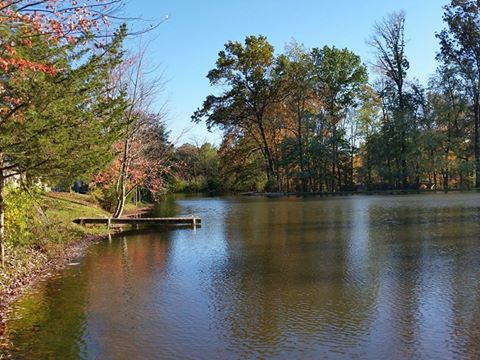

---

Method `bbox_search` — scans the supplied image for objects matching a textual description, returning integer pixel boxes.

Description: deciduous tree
[437,0,480,187]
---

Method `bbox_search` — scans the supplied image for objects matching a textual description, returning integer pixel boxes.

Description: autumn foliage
[0,0,119,73]
[92,138,171,202]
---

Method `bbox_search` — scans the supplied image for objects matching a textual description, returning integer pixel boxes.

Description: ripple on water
[6,193,480,359]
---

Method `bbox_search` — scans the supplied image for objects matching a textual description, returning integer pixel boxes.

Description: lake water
[5,193,480,359]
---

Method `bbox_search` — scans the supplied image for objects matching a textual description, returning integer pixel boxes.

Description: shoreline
[0,203,154,355]
[241,188,480,198]
[0,233,107,353]
[124,203,155,217]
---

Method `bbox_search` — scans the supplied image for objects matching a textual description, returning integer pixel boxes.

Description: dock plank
[73,217,201,226]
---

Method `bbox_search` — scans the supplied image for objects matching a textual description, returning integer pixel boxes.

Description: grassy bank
[1,192,110,291]
[0,191,146,348]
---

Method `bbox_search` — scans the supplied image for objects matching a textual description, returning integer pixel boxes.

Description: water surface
[6,193,480,359]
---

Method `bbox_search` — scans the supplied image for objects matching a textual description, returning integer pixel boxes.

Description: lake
[5,193,480,359]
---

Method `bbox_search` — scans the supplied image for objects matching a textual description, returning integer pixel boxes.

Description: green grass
[42,192,111,237]
[1,192,113,294]
[44,193,107,217]
[45,191,103,208]
[2,191,148,279]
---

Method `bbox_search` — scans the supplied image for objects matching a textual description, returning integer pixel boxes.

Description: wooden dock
[73,216,201,228]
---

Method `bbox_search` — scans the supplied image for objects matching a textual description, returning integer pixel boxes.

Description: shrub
[4,186,43,247]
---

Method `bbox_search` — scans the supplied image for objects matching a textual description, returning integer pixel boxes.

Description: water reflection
[6,193,480,359]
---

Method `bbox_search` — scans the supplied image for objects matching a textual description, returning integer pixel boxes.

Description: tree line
[2,0,480,263]
[192,1,480,193]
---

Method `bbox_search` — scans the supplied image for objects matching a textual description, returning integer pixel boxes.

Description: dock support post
[107,217,111,230]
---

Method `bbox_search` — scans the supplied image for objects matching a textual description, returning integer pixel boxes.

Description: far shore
[240,188,480,198]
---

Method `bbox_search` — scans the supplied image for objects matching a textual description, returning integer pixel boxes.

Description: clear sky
[122,0,449,145]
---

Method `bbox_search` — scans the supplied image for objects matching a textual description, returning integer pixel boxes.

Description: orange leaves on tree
[0,56,57,75]
[93,139,169,198]
[0,0,116,75]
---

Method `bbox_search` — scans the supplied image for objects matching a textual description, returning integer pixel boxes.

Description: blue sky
[123,0,449,145]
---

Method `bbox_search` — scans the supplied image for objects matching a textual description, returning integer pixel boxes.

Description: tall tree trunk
[443,169,449,191]
[367,150,372,190]
[337,157,342,191]
[331,162,336,192]
[297,110,306,192]
[475,97,480,188]
[0,153,5,266]
[444,120,451,192]
[387,157,393,189]
[401,133,408,189]
[263,144,275,189]
[331,128,337,192]
[113,137,131,218]
[257,119,276,191]
[113,175,127,218]
[350,152,355,189]
[399,85,408,189]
